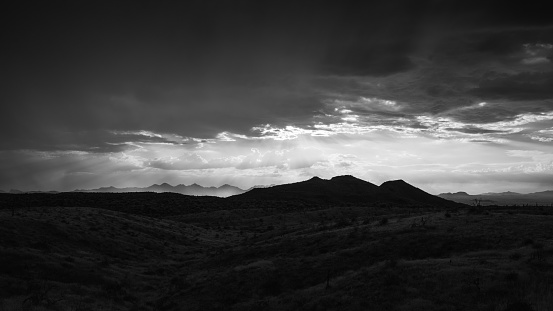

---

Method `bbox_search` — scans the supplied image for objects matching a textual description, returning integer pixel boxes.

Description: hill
[1,185,552,310]
[234,175,462,208]
[379,179,462,207]
[234,175,380,204]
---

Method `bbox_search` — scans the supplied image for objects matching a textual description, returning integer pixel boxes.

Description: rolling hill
[234,175,463,208]
[3,176,553,311]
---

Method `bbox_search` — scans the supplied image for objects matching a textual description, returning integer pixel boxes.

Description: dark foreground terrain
[1,183,552,310]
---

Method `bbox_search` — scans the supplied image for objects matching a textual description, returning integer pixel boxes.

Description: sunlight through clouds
[2,4,553,194]
[528,129,553,142]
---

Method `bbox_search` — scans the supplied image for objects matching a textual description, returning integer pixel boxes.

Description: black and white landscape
[2,176,553,310]
[1,0,552,310]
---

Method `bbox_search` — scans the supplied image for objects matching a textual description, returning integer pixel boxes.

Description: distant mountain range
[438,191,553,206]
[0,184,245,197]
[74,183,246,197]
[1,184,258,197]
[3,176,551,206]
[1,175,464,208]
[232,175,463,208]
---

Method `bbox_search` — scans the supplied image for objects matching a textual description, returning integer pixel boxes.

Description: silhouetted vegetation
[1,189,552,310]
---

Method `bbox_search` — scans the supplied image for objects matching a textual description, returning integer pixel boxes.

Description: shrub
[504,272,518,282]
[385,259,397,268]
[503,300,534,311]
[260,277,282,296]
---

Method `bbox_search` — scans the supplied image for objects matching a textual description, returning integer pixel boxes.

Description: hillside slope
[236,175,463,208]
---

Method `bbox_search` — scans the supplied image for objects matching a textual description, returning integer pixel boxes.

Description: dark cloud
[471,72,553,101]
[468,139,502,144]
[471,28,553,56]
[441,103,531,124]
[321,48,415,76]
[0,149,142,191]
[0,127,187,153]
[445,127,505,135]
[2,0,553,153]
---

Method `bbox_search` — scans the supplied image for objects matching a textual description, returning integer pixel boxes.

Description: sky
[1,1,553,194]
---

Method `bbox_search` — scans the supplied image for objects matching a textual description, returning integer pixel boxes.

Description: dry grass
[1,197,552,310]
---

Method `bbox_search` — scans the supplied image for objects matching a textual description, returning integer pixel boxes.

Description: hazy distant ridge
[76,183,246,197]
[6,176,552,204]
[439,191,553,206]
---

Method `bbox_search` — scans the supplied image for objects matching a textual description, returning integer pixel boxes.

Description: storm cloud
[1,1,552,192]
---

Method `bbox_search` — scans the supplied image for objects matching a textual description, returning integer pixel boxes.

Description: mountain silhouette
[234,175,462,207]
[235,175,381,204]
[379,180,459,207]
[78,183,245,197]
[480,191,521,196]
[440,191,470,196]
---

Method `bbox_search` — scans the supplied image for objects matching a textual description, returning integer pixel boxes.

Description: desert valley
[1,176,552,311]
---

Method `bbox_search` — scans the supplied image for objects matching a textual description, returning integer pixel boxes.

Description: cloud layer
[1,1,552,193]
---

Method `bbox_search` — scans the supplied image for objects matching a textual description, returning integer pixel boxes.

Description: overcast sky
[2,1,552,194]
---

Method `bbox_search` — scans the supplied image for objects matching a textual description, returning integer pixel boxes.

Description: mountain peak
[308,176,323,181]
[440,191,470,196]
[381,179,407,185]
[378,179,462,207]
[234,174,462,207]
[330,175,358,181]
[235,174,384,204]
